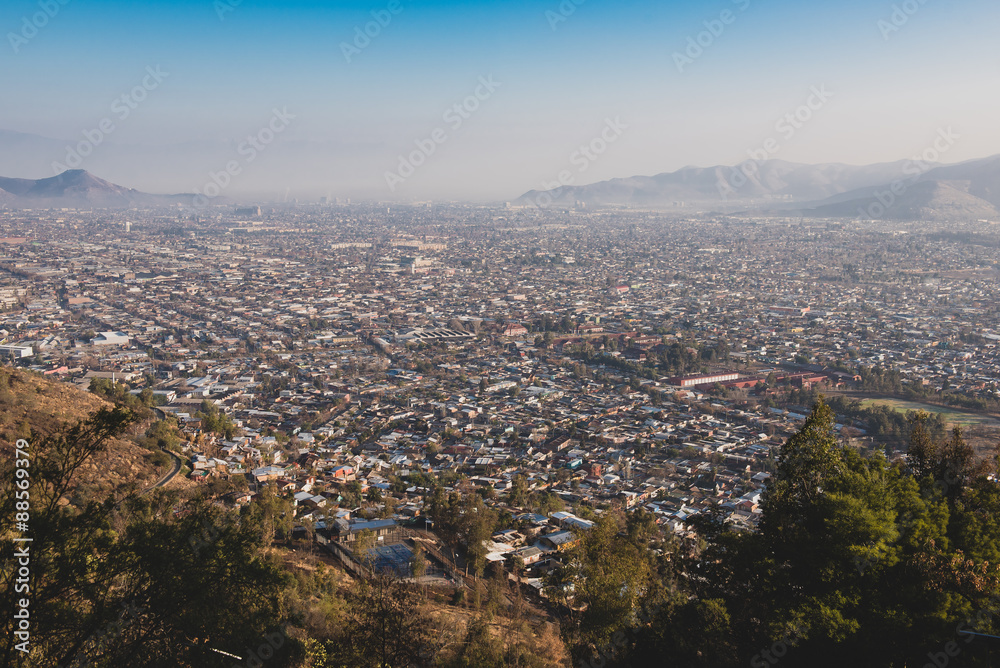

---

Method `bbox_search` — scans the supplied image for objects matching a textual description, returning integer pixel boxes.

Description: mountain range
[3,146,1000,221]
[516,154,1000,221]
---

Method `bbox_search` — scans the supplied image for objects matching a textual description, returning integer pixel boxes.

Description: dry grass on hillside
[0,366,163,501]
[277,544,572,667]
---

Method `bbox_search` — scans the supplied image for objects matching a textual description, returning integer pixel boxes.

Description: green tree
[459,494,498,579]
[557,512,652,664]
[448,614,504,668]
[411,546,427,580]
[0,407,295,668]
[195,399,238,439]
[145,418,180,451]
[624,398,1000,666]
[339,571,436,667]
[353,529,377,565]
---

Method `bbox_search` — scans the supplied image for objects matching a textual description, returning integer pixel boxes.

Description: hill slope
[0,367,162,499]
[807,179,1000,220]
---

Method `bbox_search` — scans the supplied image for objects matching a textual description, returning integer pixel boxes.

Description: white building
[91,331,129,346]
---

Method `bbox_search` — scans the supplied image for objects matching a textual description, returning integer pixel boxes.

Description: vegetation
[853,364,1000,414]
[141,418,182,452]
[0,407,293,668]
[822,391,948,446]
[546,399,1000,667]
[196,399,239,439]
[7,365,1000,667]
[88,378,155,417]
[0,397,562,667]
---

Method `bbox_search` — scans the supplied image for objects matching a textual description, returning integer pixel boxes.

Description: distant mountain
[516,160,921,208]
[0,170,196,209]
[798,155,1000,220]
[807,180,999,221]
[0,128,390,203]
[515,155,1000,221]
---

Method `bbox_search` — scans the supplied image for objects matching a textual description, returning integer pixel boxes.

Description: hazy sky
[2,0,999,201]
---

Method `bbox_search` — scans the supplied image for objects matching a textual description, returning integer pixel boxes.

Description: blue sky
[2,0,998,201]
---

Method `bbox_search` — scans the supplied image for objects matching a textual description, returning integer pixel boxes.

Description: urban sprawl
[2,203,1000,585]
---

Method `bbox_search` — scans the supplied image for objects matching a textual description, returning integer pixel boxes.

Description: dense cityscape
[2,203,1000,556]
[6,0,1000,663]
[2,193,1000,668]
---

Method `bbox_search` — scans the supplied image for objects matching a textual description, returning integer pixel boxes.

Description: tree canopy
[563,398,1000,667]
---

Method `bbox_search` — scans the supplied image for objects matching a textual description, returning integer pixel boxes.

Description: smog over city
[3,1,1000,667]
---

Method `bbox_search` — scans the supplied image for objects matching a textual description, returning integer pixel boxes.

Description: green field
[859,398,1000,427]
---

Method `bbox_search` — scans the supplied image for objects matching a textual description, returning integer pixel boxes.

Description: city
[4,0,1000,664]
[1,204,999,589]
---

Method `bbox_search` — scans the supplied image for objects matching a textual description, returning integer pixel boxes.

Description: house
[251,465,286,483]
[331,465,355,481]
[510,545,545,566]
[540,530,578,552]
[328,518,399,545]
[550,511,595,532]
[274,478,296,494]
[293,491,327,511]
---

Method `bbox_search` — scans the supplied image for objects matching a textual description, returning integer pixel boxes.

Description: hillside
[0,366,163,500]
[278,545,571,667]
[0,381,571,667]
[806,179,1000,220]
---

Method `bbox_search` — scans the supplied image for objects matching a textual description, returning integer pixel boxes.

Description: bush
[149,450,171,468]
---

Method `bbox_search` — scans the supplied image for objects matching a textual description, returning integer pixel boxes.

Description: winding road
[147,448,182,491]
[142,406,184,493]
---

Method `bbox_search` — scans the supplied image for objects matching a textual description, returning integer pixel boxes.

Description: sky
[1,0,999,202]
